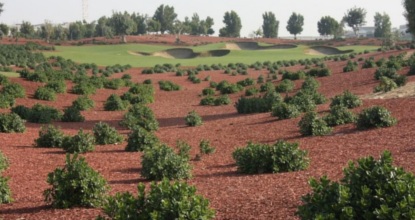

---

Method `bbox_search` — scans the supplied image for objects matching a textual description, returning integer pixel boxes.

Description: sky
[0,0,408,37]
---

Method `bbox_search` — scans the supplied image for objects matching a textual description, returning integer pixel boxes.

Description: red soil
[0,42,415,219]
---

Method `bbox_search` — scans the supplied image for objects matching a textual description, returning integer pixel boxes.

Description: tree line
[0,2,414,43]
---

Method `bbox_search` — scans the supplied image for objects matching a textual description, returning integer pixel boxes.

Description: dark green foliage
[214,95,231,106]
[44,154,109,208]
[119,104,159,131]
[362,58,376,69]
[34,125,65,148]
[232,141,309,174]
[282,70,306,80]
[297,151,415,219]
[235,92,282,114]
[374,67,397,80]
[260,82,276,93]
[374,76,398,92]
[141,144,192,180]
[199,139,215,155]
[237,78,256,87]
[45,80,67,93]
[125,84,155,104]
[298,111,332,136]
[0,150,8,172]
[27,104,62,123]
[202,88,215,96]
[0,113,25,133]
[0,175,12,204]
[126,126,159,152]
[0,94,15,109]
[158,80,181,91]
[343,60,358,72]
[34,87,57,101]
[356,106,397,130]
[323,105,356,126]
[104,94,129,111]
[62,106,85,122]
[99,179,215,220]
[200,96,215,106]
[288,92,317,112]
[219,83,243,95]
[301,77,320,92]
[0,75,10,85]
[11,105,31,120]
[185,110,203,126]
[271,102,300,120]
[62,129,95,153]
[245,87,259,96]
[2,83,25,98]
[104,78,125,90]
[307,68,331,77]
[72,95,95,110]
[143,79,152,84]
[93,122,123,145]
[330,90,362,109]
[72,82,96,95]
[276,79,295,93]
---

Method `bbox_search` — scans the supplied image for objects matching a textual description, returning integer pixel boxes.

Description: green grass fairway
[0,71,19,77]
[44,43,379,68]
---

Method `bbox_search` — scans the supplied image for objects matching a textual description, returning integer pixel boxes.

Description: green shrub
[185,110,203,126]
[356,106,397,130]
[219,83,243,94]
[44,154,109,208]
[271,102,300,120]
[122,84,155,104]
[159,80,181,91]
[301,77,320,92]
[141,144,192,180]
[298,111,332,136]
[104,94,129,111]
[0,94,15,109]
[343,61,358,72]
[330,90,362,109]
[72,95,95,110]
[276,79,295,93]
[199,139,215,155]
[27,104,62,123]
[0,175,12,204]
[307,68,331,77]
[245,87,259,96]
[34,87,57,101]
[11,105,31,119]
[260,82,275,93]
[0,150,8,172]
[202,88,215,96]
[323,105,356,126]
[62,129,95,153]
[0,75,10,85]
[374,76,398,92]
[0,113,25,133]
[98,178,215,220]
[232,140,309,174]
[125,126,159,152]
[104,78,124,90]
[143,79,152,84]
[45,80,67,93]
[237,78,256,87]
[235,92,282,114]
[61,106,85,122]
[2,83,25,98]
[200,96,215,106]
[297,151,415,219]
[72,82,96,95]
[362,59,376,69]
[93,122,123,145]
[119,104,159,131]
[288,92,317,112]
[214,95,231,106]
[34,125,65,148]
[374,67,397,80]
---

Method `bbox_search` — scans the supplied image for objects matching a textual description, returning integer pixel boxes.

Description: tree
[317,16,339,38]
[186,13,214,36]
[40,20,54,43]
[286,12,304,40]
[374,12,392,38]
[0,2,4,17]
[0,24,8,38]
[152,4,177,34]
[171,19,186,43]
[95,16,113,38]
[404,0,415,36]
[343,7,367,37]
[262,12,279,38]
[109,12,136,43]
[205,16,215,35]
[131,13,147,35]
[53,25,68,41]
[68,21,86,40]
[19,21,35,38]
[84,21,96,38]
[219,11,242,38]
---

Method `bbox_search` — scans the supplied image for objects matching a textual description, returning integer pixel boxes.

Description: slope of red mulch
[1,48,415,220]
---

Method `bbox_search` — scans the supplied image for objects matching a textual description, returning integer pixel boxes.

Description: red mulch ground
[0,40,415,219]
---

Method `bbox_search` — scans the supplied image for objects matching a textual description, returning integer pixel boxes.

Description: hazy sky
[0,0,408,37]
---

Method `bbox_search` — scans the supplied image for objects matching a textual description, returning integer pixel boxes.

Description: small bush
[202,87,215,96]
[0,94,15,109]
[0,75,10,85]
[307,68,331,77]
[245,87,259,96]
[301,77,320,92]
[45,80,67,93]
[104,78,124,90]
[232,141,309,174]
[34,125,65,148]
[0,174,12,204]
[11,105,31,120]
[62,129,95,153]
[93,122,123,145]
[99,178,215,220]
[356,106,397,130]
[200,96,215,106]
[34,87,57,101]
[27,104,62,123]
[298,111,332,136]
[185,110,203,126]
[374,76,398,92]
[271,102,300,120]
[61,106,85,122]
[199,139,215,155]
[343,61,358,72]
[104,94,129,111]
[159,80,181,91]
[0,150,8,172]
[119,104,159,131]
[214,95,231,106]
[125,126,159,152]
[374,67,397,80]
[260,82,275,93]
[330,90,362,109]
[323,105,356,126]
[141,144,192,180]
[235,92,282,114]
[44,154,109,208]
[71,82,96,95]
[237,78,256,87]
[276,79,294,93]
[0,113,26,133]
[71,95,94,110]
[362,59,376,69]
[288,93,317,113]
[2,83,25,98]
[297,151,415,219]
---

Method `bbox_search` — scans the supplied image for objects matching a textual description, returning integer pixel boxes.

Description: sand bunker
[361,82,415,100]
[225,42,297,50]
[132,48,230,59]
[306,46,353,55]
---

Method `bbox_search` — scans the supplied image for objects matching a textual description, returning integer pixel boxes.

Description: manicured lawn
[44,43,378,67]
